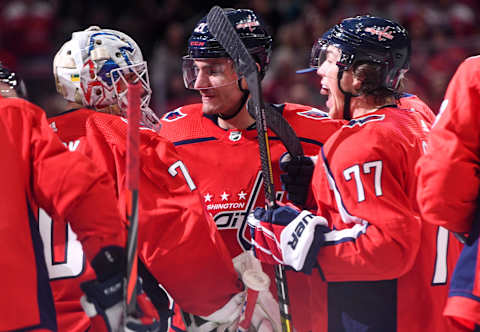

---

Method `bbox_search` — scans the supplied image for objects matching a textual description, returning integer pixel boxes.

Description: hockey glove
[279,152,316,207]
[247,204,330,274]
[80,246,161,332]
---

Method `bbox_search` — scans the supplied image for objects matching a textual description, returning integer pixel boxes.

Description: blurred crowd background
[0,0,479,116]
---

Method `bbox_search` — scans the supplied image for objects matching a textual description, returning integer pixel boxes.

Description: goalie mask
[53,26,160,130]
[183,8,272,90]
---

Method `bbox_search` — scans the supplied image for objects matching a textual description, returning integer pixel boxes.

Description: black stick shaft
[207,7,293,332]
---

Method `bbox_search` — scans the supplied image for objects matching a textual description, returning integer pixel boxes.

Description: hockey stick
[125,83,141,317]
[251,104,304,159]
[206,6,293,332]
[238,269,271,331]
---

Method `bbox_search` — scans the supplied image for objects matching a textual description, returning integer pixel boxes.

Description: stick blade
[206,6,257,77]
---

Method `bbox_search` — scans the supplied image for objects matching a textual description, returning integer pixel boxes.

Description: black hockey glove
[80,246,161,332]
[279,152,316,207]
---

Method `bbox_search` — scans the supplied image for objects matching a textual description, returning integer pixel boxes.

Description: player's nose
[316,62,327,77]
[194,71,210,90]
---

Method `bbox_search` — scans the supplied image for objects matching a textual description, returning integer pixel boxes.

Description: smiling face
[316,45,355,120]
[190,58,244,116]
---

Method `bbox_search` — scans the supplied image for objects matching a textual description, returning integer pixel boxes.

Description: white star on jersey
[238,191,247,200]
[204,193,212,202]
[221,192,230,201]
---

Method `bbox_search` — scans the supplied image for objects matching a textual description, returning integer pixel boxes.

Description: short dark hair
[353,61,401,104]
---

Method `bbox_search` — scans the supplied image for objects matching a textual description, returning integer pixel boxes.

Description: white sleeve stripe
[250,239,285,264]
[321,147,367,225]
[250,224,280,247]
[320,147,373,245]
[323,222,369,245]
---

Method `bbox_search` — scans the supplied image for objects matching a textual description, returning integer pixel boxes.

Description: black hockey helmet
[186,8,272,80]
[296,28,334,74]
[0,62,28,98]
[319,15,411,90]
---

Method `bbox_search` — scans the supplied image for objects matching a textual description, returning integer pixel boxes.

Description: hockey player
[0,64,96,331]
[298,29,436,129]
[248,15,463,332]
[417,56,480,331]
[50,26,278,332]
[0,80,162,331]
[158,8,344,332]
[0,63,98,332]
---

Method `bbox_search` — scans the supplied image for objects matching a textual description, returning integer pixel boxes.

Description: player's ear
[240,76,248,90]
[351,71,363,95]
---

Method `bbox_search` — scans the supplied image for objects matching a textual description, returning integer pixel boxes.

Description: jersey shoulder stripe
[345,114,385,128]
[277,103,344,153]
[335,107,424,147]
[173,137,218,146]
[160,104,217,143]
[282,102,329,120]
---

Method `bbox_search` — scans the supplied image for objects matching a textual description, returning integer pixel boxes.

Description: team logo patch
[207,171,285,251]
[365,26,394,41]
[162,108,187,122]
[229,131,242,142]
[297,108,329,120]
[236,15,260,32]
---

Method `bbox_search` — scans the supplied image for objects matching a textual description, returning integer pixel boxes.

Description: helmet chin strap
[217,79,250,120]
[337,68,360,121]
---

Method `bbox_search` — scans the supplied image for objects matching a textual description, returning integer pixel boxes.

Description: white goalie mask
[53,26,160,130]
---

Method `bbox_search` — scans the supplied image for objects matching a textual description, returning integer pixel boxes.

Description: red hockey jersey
[417,56,480,233]
[49,108,242,321]
[311,105,462,332]
[417,56,480,330]
[0,98,124,331]
[398,92,436,125]
[46,109,104,332]
[159,103,344,332]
